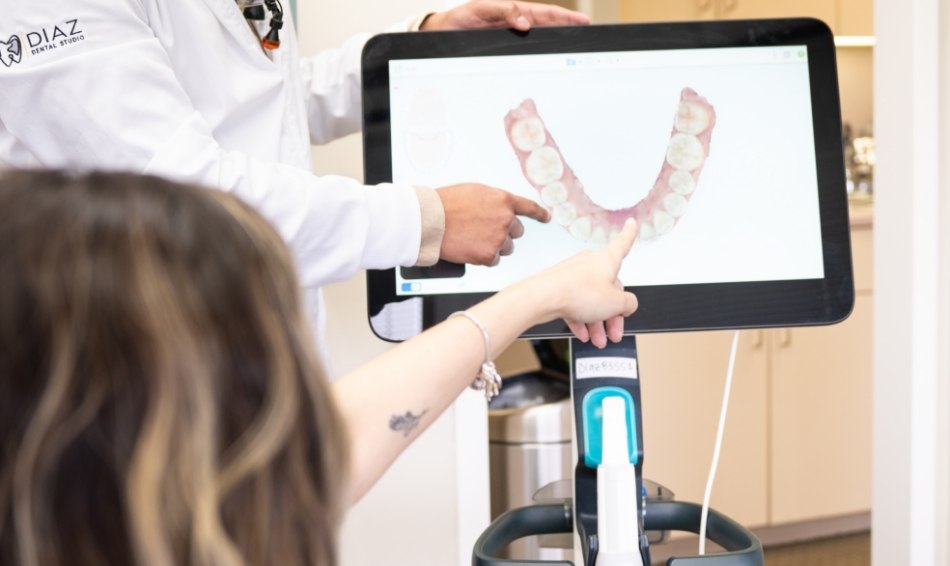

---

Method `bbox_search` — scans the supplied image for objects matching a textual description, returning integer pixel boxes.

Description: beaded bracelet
[449,311,503,402]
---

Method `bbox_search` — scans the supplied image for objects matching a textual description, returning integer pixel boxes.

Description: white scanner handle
[596,396,644,566]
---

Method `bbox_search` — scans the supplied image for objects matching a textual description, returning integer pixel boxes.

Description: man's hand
[437,183,550,266]
[421,1,591,32]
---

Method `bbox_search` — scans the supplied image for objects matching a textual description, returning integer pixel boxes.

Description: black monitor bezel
[362,18,854,341]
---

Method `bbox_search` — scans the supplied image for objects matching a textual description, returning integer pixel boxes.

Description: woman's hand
[421,1,591,32]
[524,219,640,347]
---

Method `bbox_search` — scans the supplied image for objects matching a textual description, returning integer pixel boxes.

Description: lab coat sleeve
[299,16,425,144]
[299,32,372,144]
[0,2,422,288]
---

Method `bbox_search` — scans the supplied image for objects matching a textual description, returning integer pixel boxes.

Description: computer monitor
[362,18,853,341]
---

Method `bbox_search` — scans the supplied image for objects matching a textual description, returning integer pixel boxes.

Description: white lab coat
[0,0,426,353]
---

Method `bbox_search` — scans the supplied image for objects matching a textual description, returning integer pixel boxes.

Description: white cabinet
[552,0,873,39]
[716,0,836,27]
[614,0,872,35]
[620,0,834,24]
[618,0,716,22]
[638,330,770,527]
[636,216,873,528]
[836,0,874,36]
[769,294,872,523]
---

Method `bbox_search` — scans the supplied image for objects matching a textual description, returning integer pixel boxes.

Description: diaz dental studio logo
[1,19,86,68]
[1,35,21,67]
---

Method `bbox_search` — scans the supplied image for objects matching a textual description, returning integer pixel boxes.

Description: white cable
[698,330,740,555]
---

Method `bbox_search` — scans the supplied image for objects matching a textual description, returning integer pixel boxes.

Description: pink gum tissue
[505,88,716,244]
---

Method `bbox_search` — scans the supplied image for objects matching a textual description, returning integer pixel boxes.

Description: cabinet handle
[698,0,713,13]
[752,329,764,349]
[722,0,738,14]
[779,328,792,348]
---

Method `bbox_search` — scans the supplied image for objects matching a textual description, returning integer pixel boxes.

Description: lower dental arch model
[504,88,716,244]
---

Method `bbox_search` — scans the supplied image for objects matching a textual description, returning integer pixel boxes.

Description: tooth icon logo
[1,35,22,68]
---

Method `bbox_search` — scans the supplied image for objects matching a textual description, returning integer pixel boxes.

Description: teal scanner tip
[581,387,638,469]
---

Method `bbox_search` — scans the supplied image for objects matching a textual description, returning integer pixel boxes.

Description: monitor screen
[363,19,853,340]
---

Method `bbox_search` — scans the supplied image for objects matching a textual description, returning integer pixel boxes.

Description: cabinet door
[769,293,873,524]
[851,222,874,294]
[619,0,716,22]
[542,0,585,11]
[837,0,874,36]
[637,330,768,527]
[717,0,837,31]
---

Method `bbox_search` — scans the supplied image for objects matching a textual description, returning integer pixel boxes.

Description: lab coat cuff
[389,14,432,33]
[409,13,434,31]
[414,186,445,267]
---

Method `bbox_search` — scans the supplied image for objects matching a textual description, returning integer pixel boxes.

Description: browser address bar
[389,45,808,78]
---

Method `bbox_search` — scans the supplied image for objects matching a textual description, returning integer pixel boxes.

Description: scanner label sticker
[576,357,638,380]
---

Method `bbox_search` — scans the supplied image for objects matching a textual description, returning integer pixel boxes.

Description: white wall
[295,2,490,566]
[872,1,950,564]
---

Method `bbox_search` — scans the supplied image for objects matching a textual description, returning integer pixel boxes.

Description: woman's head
[0,170,347,566]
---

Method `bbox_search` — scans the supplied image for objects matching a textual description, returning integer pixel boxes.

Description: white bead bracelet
[449,311,503,402]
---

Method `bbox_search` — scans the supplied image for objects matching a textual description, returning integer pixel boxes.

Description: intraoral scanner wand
[596,396,644,566]
[572,337,649,566]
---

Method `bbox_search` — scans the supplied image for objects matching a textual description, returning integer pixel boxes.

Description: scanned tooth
[569,217,592,241]
[667,134,705,171]
[664,193,688,218]
[674,101,711,135]
[637,222,656,242]
[653,211,674,235]
[541,181,568,205]
[526,146,565,186]
[511,117,547,152]
[669,170,696,195]
[590,226,608,245]
[504,88,716,245]
[553,202,577,226]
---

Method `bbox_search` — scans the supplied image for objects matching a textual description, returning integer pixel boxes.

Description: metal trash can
[488,371,572,560]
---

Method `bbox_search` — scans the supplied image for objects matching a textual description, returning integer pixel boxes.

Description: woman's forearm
[331,279,557,504]
[332,219,638,505]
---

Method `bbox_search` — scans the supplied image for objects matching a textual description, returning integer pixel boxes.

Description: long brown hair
[0,170,348,566]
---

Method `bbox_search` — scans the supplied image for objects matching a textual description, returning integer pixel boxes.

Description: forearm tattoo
[390,410,428,438]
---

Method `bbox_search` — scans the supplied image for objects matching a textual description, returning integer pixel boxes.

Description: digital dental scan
[363,19,854,339]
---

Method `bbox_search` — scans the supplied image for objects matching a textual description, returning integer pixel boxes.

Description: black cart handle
[473,503,573,566]
[472,501,763,566]
[644,501,763,566]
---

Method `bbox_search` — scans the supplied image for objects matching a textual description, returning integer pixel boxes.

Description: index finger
[607,218,639,261]
[511,194,551,223]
